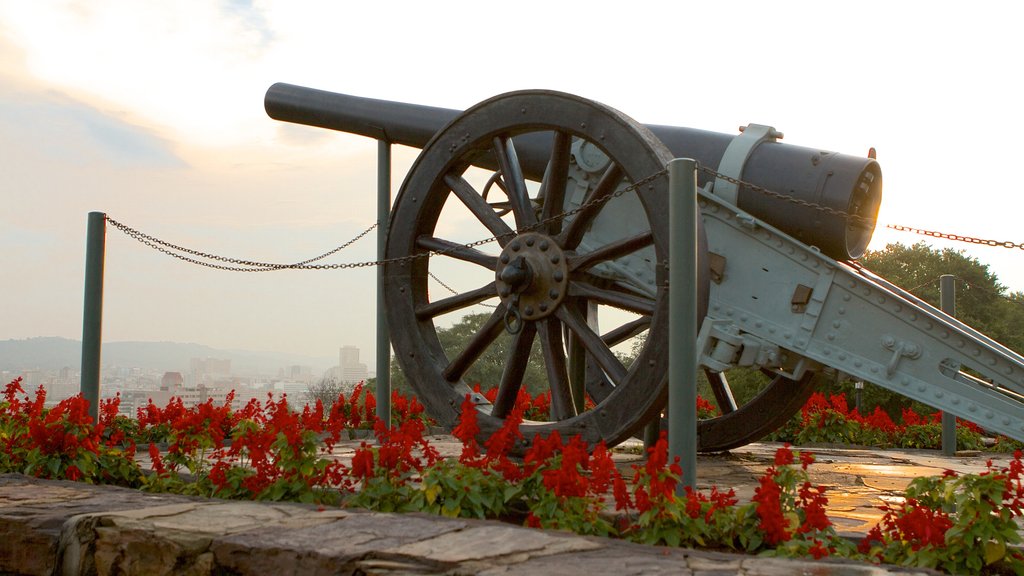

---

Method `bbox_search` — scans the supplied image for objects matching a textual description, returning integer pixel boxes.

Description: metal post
[81,211,106,423]
[940,274,956,456]
[375,141,392,427]
[668,158,698,492]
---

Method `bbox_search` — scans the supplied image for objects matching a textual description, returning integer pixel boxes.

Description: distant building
[160,372,184,391]
[339,346,367,385]
[190,357,231,383]
[282,365,313,382]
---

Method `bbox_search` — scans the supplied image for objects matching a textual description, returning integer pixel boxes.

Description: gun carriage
[266,84,1024,451]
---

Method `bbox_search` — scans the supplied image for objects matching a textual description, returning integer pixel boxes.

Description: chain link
[107,162,889,273]
[105,168,669,272]
[887,224,1024,251]
[428,272,498,308]
[106,218,379,272]
[696,164,877,227]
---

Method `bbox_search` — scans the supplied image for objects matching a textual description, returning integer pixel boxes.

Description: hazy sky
[1,1,1022,366]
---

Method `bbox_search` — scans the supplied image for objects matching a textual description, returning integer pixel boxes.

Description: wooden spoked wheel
[384,90,709,449]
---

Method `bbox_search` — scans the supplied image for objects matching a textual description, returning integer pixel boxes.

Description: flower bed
[2,377,1023,574]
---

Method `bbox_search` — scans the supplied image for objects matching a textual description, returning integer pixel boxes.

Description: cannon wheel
[695,368,818,451]
[586,343,818,451]
[384,90,709,449]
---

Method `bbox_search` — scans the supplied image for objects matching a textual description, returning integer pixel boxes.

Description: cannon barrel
[266,82,882,260]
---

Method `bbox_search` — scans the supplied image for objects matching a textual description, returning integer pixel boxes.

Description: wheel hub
[495,232,568,320]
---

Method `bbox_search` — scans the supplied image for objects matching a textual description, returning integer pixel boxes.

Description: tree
[833,241,1024,415]
[860,242,1024,353]
[305,375,346,408]
[379,312,550,401]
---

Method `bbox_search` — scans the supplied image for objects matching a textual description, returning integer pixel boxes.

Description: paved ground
[3,440,1009,575]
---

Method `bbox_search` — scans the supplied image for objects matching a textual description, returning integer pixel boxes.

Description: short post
[668,158,699,492]
[375,140,392,427]
[81,211,106,423]
[940,274,956,456]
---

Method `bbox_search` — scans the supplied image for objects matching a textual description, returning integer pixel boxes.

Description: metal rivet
[524,306,534,315]
[549,289,560,299]
[553,271,564,282]
[539,303,548,312]
[511,242,521,251]
[539,240,549,251]
[550,255,560,264]
[525,237,535,247]
[501,254,510,264]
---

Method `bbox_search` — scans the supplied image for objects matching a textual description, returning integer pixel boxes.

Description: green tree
[839,242,1024,415]
[860,242,1023,351]
[381,313,550,400]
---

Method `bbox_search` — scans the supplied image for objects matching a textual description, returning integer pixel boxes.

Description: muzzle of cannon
[266,83,882,261]
[266,84,1024,451]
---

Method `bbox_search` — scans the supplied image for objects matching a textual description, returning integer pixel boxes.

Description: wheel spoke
[705,370,738,415]
[442,305,507,382]
[539,130,572,235]
[417,281,497,320]
[556,306,627,386]
[538,318,575,420]
[416,236,498,270]
[569,231,654,272]
[492,136,537,228]
[568,281,655,316]
[492,322,537,418]
[601,316,651,348]
[557,162,624,249]
[445,173,515,242]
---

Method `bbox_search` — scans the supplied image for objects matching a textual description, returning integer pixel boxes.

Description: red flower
[148,443,167,475]
[808,539,830,559]
[799,450,815,470]
[351,443,375,480]
[774,444,794,466]
[65,465,82,482]
[452,395,481,464]
[752,469,791,545]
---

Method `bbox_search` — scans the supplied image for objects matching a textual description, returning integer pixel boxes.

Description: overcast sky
[1,1,1022,366]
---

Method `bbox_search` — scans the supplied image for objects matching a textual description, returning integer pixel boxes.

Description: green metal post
[81,211,106,423]
[668,158,698,492]
[376,140,392,427]
[940,274,956,456]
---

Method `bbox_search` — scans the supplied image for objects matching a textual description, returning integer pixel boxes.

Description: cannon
[266,83,1024,451]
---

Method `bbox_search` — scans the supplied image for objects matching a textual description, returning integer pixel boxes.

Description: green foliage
[860,459,1024,574]
[413,460,519,520]
[435,313,550,394]
[861,241,1024,354]
[852,242,1024,417]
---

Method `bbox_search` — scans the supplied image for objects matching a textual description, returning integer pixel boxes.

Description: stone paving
[0,473,936,575]
[3,439,1000,575]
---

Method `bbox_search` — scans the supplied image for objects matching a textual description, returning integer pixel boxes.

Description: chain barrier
[428,272,497,308]
[696,164,876,227]
[106,218,379,272]
[953,277,1024,307]
[887,224,1024,251]
[105,169,669,272]
[107,162,890,274]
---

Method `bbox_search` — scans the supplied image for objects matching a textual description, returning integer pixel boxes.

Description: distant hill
[0,337,335,375]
